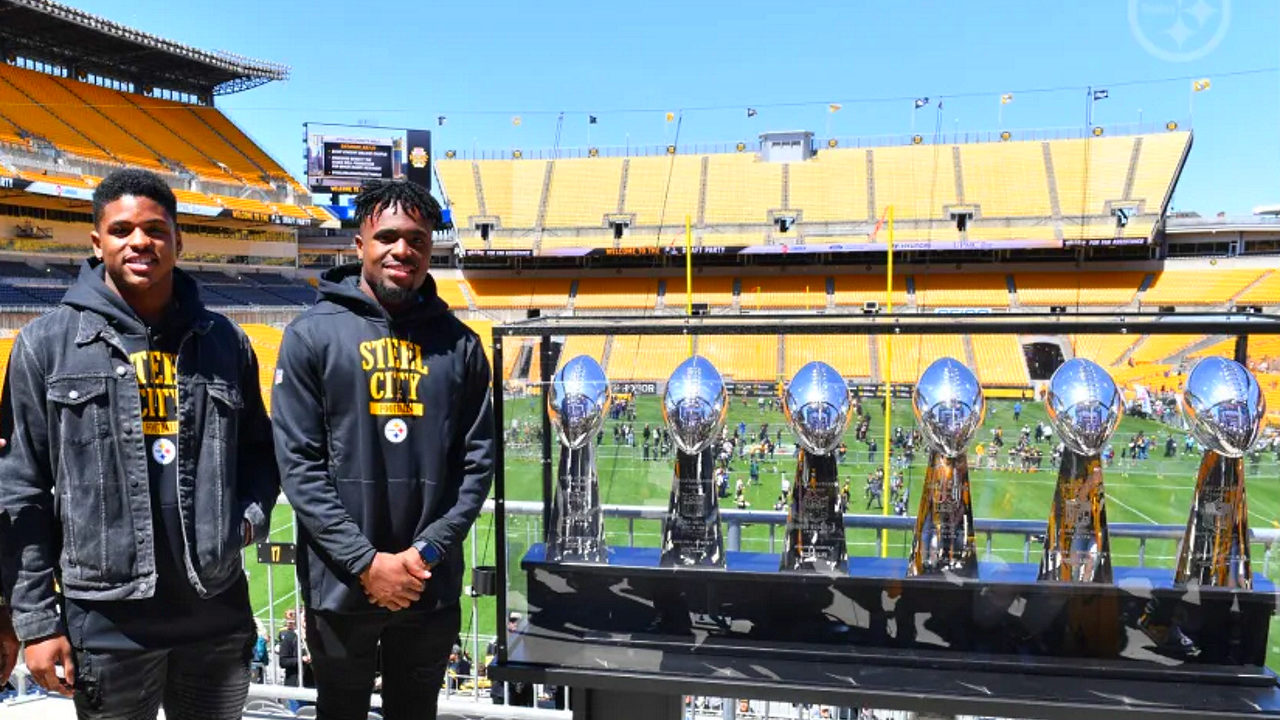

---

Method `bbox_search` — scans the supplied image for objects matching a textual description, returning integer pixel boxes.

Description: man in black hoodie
[272,179,494,720]
[0,169,278,719]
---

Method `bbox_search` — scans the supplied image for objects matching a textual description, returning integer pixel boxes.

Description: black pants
[72,628,253,720]
[307,604,460,720]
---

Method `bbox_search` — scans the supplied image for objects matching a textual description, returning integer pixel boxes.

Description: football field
[246,395,1280,668]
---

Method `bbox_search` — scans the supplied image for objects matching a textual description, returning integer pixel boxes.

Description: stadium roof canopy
[0,0,289,98]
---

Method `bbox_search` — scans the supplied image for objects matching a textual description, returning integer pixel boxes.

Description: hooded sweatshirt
[272,264,494,614]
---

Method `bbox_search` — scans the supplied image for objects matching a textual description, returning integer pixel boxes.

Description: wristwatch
[416,541,441,568]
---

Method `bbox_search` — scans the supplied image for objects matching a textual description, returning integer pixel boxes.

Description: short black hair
[92,168,178,226]
[352,178,443,230]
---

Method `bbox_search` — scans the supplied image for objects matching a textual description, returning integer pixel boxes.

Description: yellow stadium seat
[573,278,660,309]
[783,335,872,378]
[698,335,778,381]
[1142,268,1264,306]
[702,154,783,225]
[543,157,624,228]
[623,155,701,227]
[788,148,870,222]
[878,335,967,384]
[970,335,1029,385]
[606,334,691,381]
[915,273,1008,308]
[1016,271,1144,307]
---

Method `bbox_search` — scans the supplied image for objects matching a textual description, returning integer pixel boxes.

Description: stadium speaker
[445,150,456,158]
[827,138,839,148]
[527,309,541,319]
[1049,305,1067,314]
[1000,131,1012,141]
[912,135,923,145]
[1092,126,1104,137]
[691,303,709,317]
[736,142,746,152]
[512,149,523,159]
[1166,120,1179,131]
[863,301,879,315]
[588,147,599,157]
[667,145,677,154]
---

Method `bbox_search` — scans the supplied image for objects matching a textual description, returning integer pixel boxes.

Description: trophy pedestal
[547,445,607,563]
[519,545,1275,680]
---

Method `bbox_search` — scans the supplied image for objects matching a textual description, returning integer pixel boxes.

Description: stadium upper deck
[435,128,1191,256]
[0,0,330,254]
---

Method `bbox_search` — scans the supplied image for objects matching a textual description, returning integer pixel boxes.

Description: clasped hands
[358,548,431,611]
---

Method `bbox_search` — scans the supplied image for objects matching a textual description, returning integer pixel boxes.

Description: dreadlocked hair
[352,178,444,229]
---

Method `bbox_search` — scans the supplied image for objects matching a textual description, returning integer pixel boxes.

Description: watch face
[420,544,441,565]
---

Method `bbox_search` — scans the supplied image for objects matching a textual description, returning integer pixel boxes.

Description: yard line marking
[1107,492,1160,524]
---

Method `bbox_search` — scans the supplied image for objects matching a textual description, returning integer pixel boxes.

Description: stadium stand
[831,274,909,309]
[558,335,608,369]
[872,144,958,221]
[1235,271,1280,305]
[786,148,870,222]
[1067,334,1137,367]
[1141,268,1265,306]
[970,335,1030,386]
[739,276,827,309]
[698,334,778,381]
[1015,271,1145,307]
[466,277,571,310]
[702,154,784,224]
[1126,334,1205,364]
[573,278,660,310]
[623,155,702,227]
[914,273,1009,308]
[544,157,624,228]
[783,334,873,379]
[957,142,1051,218]
[436,160,480,226]
[878,334,968,384]
[663,276,736,309]
[240,324,282,411]
[1051,136,1132,219]
[606,334,692,381]
[475,160,545,229]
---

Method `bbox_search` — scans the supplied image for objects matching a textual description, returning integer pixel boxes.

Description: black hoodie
[272,264,494,614]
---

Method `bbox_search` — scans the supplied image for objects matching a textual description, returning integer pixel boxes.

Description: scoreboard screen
[305,126,432,196]
[307,134,396,193]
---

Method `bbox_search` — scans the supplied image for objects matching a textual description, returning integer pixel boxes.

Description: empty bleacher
[1067,334,1136,367]
[664,276,736,309]
[1235,271,1280,305]
[739,276,827,309]
[702,154,783,224]
[1015,271,1145,307]
[958,142,1050,218]
[787,148,870,222]
[543,157,624,228]
[971,335,1029,385]
[831,275,909,310]
[573,278,660,310]
[475,160,545,229]
[1127,334,1204,364]
[623,155,702,227]
[783,334,872,379]
[1141,268,1264,306]
[872,144,958,221]
[698,334,777,381]
[240,324,283,411]
[878,334,967,384]
[466,277,570,309]
[915,273,1008,308]
[605,334,690,381]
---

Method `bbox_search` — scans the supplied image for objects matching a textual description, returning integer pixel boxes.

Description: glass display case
[487,312,1280,718]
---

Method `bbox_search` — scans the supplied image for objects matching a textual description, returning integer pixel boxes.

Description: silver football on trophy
[913,357,985,458]
[662,355,728,454]
[1045,358,1124,456]
[547,355,611,450]
[1180,356,1265,458]
[784,361,851,456]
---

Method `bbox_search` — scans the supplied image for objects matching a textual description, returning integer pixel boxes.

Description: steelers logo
[409,146,429,169]
[152,437,177,465]
[384,418,409,444]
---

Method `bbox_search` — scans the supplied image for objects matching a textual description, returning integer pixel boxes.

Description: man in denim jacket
[0,169,278,719]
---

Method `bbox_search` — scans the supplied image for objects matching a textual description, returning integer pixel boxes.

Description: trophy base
[520,544,1276,684]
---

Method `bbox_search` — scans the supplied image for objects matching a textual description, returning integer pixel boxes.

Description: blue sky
[69,0,1279,215]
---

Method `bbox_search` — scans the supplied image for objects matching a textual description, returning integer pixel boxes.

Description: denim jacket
[0,261,278,642]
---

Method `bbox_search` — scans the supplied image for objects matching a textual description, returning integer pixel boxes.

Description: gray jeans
[72,629,254,720]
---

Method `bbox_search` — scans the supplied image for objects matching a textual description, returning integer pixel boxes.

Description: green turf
[248,395,1280,668]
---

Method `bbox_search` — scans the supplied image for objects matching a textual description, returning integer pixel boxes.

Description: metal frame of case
[489,312,1280,719]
